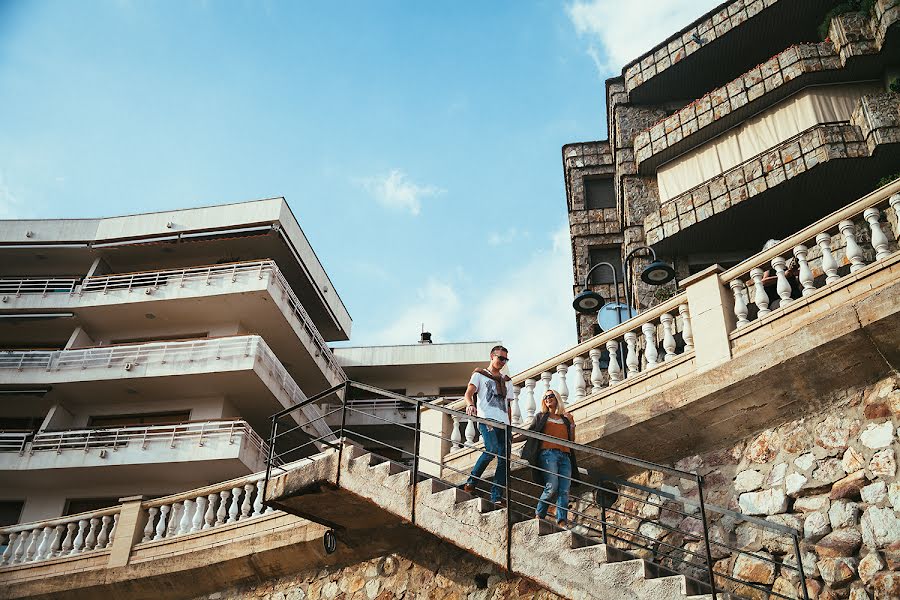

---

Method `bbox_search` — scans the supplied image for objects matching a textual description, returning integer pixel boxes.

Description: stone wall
[188,538,561,600]
[569,373,900,599]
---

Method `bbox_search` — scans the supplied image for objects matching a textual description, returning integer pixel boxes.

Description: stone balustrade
[139,472,274,544]
[0,507,119,567]
[725,192,900,330]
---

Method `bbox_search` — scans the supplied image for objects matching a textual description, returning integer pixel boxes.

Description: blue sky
[0,0,718,371]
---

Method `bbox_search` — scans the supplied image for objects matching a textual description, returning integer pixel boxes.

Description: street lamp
[572,261,621,315]
[623,245,676,313]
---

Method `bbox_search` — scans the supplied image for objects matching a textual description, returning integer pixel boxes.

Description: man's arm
[464,383,477,416]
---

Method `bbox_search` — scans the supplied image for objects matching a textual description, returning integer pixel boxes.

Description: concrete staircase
[267,441,717,600]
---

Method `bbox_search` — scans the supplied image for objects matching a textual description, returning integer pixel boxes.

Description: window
[64,498,119,516]
[0,501,23,527]
[584,177,616,210]
[88,411,192,428]
[0,416,43,430]
[588,247,623,285]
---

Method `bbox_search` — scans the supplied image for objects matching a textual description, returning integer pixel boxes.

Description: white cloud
[566,0,721,75]
[356,222,577,376]
[487,228,529,246]
[359,169,445,216]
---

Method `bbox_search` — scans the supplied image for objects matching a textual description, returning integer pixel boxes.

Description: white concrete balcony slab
[0,260,346,391]
[0,420,270,487]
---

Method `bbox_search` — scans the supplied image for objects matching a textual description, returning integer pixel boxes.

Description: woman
[521,389,579,528]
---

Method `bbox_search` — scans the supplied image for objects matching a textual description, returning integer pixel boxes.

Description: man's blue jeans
[535,449,572,522]
[466,423,508,503]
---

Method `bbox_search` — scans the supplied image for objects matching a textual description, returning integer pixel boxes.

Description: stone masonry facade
[569,373,900,599]
[633,2,900,171]
[189,538,562,600]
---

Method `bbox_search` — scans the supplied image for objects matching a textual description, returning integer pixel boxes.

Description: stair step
[369,459,406,477]
[641,574,692,597]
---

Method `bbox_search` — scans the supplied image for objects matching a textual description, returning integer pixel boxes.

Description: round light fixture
[640,260,676,285]
[572,290,606,314]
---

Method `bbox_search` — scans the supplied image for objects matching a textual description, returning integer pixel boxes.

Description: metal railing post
[410,398,422,525]
[793,533,810,600]
[600,502,608,545]
[695,474,717,600]
[263,417,278,506]
[336,381,350,488]
[504,424,512,572]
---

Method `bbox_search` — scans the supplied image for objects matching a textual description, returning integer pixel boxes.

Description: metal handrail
[265,380,810,600]
[0,277,79,296]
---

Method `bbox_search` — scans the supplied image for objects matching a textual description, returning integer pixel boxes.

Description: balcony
[642,92,900,254]
[0,420,271,489]
[0,335,334,452]
[633,3,899,174]
[622,0,835,105]
[0,260,345,390]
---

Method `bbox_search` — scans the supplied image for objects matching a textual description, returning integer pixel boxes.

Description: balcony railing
[0,431,31,453]
[0,259,346,383]
[13,419,271,458]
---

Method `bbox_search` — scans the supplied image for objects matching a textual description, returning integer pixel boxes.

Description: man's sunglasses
[493,355,509,363]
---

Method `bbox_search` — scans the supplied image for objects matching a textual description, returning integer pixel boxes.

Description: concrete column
[64,326,94,350]
[106,495,146,568]
[418,405,451,478]
[683,265,735,372]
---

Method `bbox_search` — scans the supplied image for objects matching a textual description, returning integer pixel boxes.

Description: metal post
[410,398,422,525]
[695,474,717,600]
[600,502,608,545]
[336,381,350,488]
[793,533,810,600]
[263,417,278,506]
[504,424,512,572]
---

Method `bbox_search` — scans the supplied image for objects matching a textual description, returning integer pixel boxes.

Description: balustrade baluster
[50,525,64,556]
[816,233,840,284]
[641,323,659,368]
[464,419,477,446]
[729,280,750,326]
[36,526,52,561]
[2,532,17,565]
[25,527,40,561]
[678,304,694,352]
[624,332,639,377]
[749,268,770,317]
[179,499,195,534]
[85,517,100,550]
[510,386,522,425]
[589,348,604,393]
[252,482,265,517]
[153,505,169,540]
[555,364,569,404]
[540,372,553,405]
[204,493,219,528]
[450,416,462,450]
[97,516,112,549]
[793,245,816,296]
[12,530,28,564]
[606,341,622,384]
[192,496,207,532]
[168,503,182,536]
[241,483,254,519]
[839,220,866,273]
[70,520,87,555]
[109,513,119,544]
[864,207,890,260]
[228,488,242,523]
[61,523,76,556]
[143,507,158,542]
[771,256,793,307]
[660,313,677,360]
[216,492,230,525]
[522,379,536,420]
[571,356,586,404]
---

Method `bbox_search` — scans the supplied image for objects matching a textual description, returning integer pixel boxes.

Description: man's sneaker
[493,499,506,509]
[462,483,476,493]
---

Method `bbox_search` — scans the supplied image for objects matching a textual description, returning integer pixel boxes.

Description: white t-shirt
[469,371,514,425]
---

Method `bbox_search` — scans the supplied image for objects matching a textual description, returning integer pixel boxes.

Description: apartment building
[564,0,899,341]
[0,198,354,524]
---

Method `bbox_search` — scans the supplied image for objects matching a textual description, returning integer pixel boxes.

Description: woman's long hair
[540,389,564,415]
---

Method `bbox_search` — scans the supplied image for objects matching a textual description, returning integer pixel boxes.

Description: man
[462,345,515,506]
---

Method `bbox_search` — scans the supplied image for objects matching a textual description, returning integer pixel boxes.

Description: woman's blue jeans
[535,449,572,522]
[466,423,508,503]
